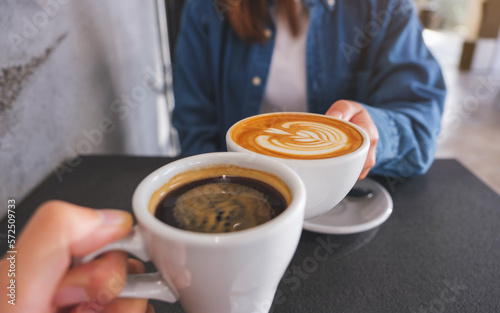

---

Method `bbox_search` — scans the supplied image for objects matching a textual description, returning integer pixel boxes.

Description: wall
[0,0,176,216]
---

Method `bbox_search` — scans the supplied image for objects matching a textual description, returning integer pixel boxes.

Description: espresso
[230,113,364,160]
[149,165,292,233]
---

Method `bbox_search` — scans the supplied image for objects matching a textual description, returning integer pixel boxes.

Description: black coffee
[154,175,287,233]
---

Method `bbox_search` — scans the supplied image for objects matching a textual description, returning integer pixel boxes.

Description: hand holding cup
[226,112,370,219]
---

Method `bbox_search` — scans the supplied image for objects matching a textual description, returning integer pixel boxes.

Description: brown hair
[219,0,301,43]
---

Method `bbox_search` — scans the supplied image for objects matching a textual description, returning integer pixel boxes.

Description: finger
[326,100,377,141]
[358,136,378,180]
[13,201,133,312]
[326,100,364,121]
[127,258,146,274]
[359,167,370,180]
[146,304,156,313]
[327,100,378,149]
[100,259,150,313]
[327,100,379,180]
[53,251,128,308]
[367,141,377,169]
[100,292,150,313]
[65,259,149,313]
[359,149,375,180]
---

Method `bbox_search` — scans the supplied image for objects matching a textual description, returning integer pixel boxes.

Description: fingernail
[99,209,129,226]
[328,110,343,119]
[53,286,88,307]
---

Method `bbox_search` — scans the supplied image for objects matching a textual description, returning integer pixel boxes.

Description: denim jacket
[172,0,446,178]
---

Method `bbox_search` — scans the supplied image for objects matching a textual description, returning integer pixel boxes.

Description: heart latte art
[230,113,364,160]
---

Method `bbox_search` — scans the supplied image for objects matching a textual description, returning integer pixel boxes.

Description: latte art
[230,113,363,159]
[258,121,351,157]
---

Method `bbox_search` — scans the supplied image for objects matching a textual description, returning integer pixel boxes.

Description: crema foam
[230,113,363,160]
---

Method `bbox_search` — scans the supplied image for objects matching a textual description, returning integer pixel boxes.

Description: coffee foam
[230,113,364,159]
[172,181,273,233]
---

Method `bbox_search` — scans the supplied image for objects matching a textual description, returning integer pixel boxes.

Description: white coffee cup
[80,152,306,313]
[226,112,370,220]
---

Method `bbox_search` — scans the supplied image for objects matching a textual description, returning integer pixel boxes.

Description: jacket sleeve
[172,0,221,156]
[363,0,446,177]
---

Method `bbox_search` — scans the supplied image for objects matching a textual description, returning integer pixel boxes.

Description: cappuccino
[229,113,363,160]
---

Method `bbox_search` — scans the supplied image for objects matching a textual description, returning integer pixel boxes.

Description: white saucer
[303,178,393,234]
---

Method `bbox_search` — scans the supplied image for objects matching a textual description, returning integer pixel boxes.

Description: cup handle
[75,225,178,303]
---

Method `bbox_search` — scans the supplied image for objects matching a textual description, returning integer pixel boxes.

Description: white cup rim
[132,152,306,246]
[226,112,370,164]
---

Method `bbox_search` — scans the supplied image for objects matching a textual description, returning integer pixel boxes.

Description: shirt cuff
[361,104,399,166]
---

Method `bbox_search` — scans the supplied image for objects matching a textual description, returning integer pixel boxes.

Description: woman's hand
[326,100,379,180]
[0,200,154,313]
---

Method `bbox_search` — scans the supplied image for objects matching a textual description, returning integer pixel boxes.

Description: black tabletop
[2,156,500,312]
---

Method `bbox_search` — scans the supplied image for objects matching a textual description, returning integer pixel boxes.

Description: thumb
[326,100,363,121]
[9,201,133,312]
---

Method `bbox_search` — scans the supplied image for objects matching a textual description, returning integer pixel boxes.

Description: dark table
[2,156,500,312]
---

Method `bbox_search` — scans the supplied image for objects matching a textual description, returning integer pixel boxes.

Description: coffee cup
[79,152,306,313]
[226,112,369,220]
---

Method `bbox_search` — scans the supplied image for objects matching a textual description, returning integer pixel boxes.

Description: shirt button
[263,28,272,38]
[252,76,262,86]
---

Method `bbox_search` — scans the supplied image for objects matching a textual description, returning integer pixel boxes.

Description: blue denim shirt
[172,0,446,177]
